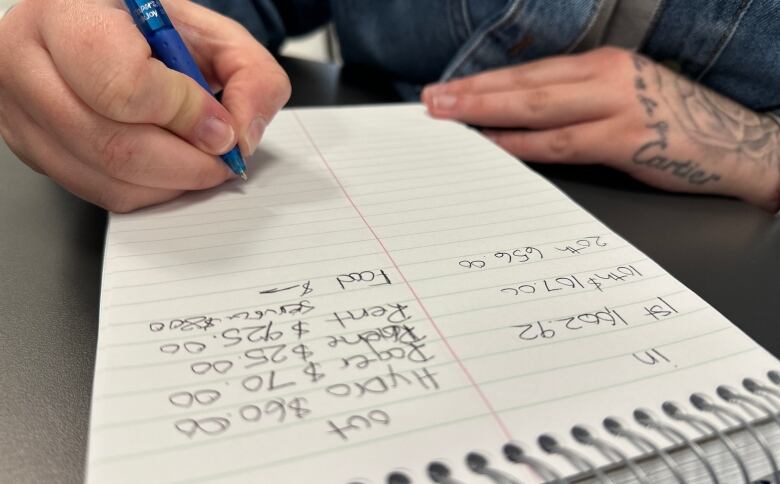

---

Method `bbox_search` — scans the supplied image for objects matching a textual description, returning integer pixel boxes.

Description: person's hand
[0,0,290,212]
[422,47,780,212]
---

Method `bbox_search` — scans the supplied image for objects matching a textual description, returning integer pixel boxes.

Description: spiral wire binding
[503,442,565,483]
[464,452,520,484]
[663,400,751,483]
[770,371,780,386]
[426,461,465,484]
[744,377,780,407]
[718,386,780,441]
[384,370,780,484]
[603,416,684,483]
[571,425,649,484]
[691,393,779,483]
[538,434,613,484]
[632,408,718,483]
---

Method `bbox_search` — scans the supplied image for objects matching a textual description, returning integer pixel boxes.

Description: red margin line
[292,111,512,441]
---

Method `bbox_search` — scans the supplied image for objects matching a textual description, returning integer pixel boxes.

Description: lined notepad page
[88,105,778,484]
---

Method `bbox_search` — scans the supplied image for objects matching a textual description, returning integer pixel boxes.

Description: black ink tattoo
[629,54,722,186]
[637,95,658,117]
[632,55,648,71]
[632,121,721,185]
[660,74,780,169]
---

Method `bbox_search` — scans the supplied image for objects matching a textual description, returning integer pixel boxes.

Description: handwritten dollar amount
[511,296,679,342]
[457,236,607,269]
[500,265,643,297]
[173,395,311,439]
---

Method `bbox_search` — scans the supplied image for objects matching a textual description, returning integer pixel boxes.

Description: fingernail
[196,116,235,154]
[432,94,457,111]
[246,116,267,156]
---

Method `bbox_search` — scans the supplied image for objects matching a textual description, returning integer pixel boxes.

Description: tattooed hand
[422,47,780,212]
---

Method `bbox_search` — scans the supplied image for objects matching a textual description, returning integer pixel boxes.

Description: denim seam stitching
[696,0,755,81]
[564,0,608,54]
[440,0,524,81]
[447,0,463,48]
[460,0,474,35]
[636,0,667,51]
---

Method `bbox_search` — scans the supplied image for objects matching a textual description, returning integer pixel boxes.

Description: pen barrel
[123,1,172,35]
[123,0,246,175]
[147,28,210,91]
[123,1,210,91]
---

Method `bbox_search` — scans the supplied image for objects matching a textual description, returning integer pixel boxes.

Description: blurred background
[0,0,335,63]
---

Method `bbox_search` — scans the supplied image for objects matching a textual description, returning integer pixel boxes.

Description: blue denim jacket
[196,0,779,117]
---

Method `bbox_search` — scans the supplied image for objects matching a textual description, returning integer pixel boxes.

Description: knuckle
[102,193,138,214]
[4,136,38,172]
[97,185,146,213]
[547,129,577,159]
[0,109,43,175]
[510,67,528,86]
[596,45,629,61]
[3,131,26,158]
[270,69,292,105]
[96,127,138,178]
[597,46,634,73]
[93,187,121,212]
[92,60,149,120]
[524,88,551,114]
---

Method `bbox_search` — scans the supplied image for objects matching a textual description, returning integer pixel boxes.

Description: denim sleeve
[192,0,331,52]
[644,0,780,114]
[270,0,331,36]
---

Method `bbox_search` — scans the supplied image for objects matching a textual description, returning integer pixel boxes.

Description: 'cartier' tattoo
[631,56,722,185]
[633,121,720,184]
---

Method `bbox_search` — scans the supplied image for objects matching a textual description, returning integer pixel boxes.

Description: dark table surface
[1,57,778,484]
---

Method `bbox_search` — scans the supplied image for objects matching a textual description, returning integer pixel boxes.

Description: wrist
[767,165,780,214]
[748,114,780,212]
[727,147,780,212]
[769,114,780,213]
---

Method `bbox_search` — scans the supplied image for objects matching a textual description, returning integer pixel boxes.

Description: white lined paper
[87,105,778,484]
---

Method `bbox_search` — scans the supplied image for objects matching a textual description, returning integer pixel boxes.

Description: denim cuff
[193,0,286,52]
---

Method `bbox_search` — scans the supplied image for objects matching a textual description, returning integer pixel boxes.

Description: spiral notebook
[87,105,780,484]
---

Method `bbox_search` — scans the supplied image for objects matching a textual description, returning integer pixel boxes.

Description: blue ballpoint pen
[122,0,248,180]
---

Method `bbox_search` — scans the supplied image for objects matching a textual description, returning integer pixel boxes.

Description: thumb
[161,0,291,157]
[144,61,239,155]
[40,5,237,155]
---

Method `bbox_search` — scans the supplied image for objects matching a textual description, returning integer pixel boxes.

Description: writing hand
[0,0,290,212]
[423,47,780,211]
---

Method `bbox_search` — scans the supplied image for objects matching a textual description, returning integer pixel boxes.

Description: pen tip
[240,171,249,181]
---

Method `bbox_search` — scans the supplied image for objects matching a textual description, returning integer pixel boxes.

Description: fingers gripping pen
[122,0,248,180]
